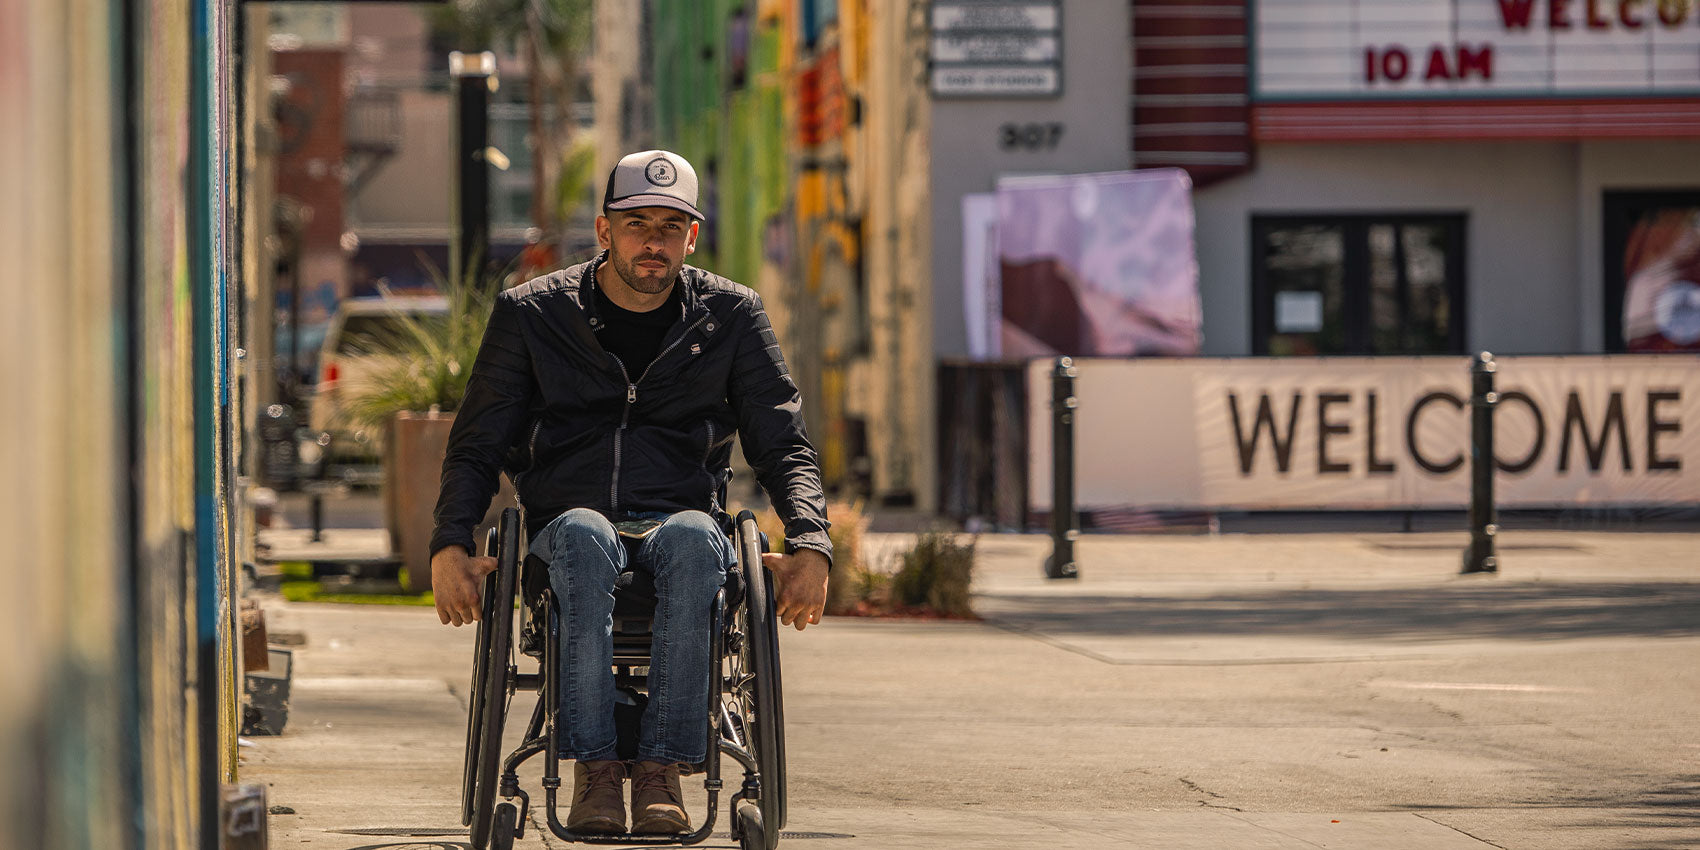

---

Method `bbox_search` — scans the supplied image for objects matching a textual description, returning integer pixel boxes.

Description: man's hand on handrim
[763,548,830,631]
[432,545,499,627]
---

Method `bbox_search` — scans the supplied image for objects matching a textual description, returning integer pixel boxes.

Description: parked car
[309,295,449,455]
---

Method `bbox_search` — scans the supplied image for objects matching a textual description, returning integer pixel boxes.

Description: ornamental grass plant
[754,503,978,619]
[341,275,497,436]
[889,530,976,619]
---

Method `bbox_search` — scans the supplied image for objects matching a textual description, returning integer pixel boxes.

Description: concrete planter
[384,410,513,593]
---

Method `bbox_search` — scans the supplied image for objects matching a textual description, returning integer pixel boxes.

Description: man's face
[596,208,699,295]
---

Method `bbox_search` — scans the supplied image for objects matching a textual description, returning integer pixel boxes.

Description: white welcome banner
[1029,356,1700,511]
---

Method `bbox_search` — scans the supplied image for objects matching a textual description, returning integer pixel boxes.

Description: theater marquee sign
[1254,0,1700,99]
[1028,357,1700,511]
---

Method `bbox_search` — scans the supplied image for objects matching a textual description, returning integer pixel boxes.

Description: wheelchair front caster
[735,801,766,850]
[490,802,518,850]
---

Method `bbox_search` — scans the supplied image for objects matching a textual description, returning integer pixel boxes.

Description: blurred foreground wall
[1,0,240,847]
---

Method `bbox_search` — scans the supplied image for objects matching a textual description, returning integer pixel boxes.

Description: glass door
[1253,215,1465,356]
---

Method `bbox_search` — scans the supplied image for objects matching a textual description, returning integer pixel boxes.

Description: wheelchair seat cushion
[521,552,659,617]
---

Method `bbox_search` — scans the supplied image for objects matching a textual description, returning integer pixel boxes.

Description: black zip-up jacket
[429,253,832,563]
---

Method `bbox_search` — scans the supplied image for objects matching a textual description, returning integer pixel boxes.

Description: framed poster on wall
[1604,191,1700,353]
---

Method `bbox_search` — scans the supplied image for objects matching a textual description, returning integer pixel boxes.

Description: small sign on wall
[1274,291,1325,333]
[930,1,1063,98]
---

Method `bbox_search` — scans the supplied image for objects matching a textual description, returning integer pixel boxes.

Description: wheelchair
[461,506,787,850]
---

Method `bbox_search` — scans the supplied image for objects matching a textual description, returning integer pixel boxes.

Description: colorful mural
[649,0,880,495]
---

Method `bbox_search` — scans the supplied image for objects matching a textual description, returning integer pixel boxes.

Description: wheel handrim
[469,511,520,849]
[734,516,785,845]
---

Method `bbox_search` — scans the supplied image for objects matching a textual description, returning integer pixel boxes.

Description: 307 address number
[999,122,1064,151]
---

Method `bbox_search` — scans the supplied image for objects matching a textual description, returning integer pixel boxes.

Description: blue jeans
[531,508,733,764]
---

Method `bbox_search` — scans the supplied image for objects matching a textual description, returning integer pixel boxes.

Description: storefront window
[1253,215,1465,356]
[1603,191,1700,353]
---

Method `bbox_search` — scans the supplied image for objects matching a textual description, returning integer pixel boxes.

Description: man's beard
[611,249,680,295]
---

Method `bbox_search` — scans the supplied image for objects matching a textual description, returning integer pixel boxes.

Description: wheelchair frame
[461,507,787,850]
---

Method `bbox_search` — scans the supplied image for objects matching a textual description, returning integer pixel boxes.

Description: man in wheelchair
[428,150,831,837]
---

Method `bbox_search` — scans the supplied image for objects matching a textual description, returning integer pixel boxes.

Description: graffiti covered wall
[647,0,933,506]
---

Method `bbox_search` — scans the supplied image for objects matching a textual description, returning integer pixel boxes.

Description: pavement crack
[1178,777,1244,812]
[1416,697,1466,723]
[528,806,561,848]
[1199,801,1247,813]
[1412,812,1510,848]
[984,618,1124,665]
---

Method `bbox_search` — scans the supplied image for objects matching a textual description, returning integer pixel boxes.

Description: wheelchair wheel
[462,508,521,850]
[734,511,787,846]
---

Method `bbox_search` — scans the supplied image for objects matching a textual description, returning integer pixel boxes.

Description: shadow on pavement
[1564,776,1700,833]
[982,583,1700,643]
[1398,776,1700,848]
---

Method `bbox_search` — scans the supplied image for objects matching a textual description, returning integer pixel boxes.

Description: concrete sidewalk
[245,528,1700,849]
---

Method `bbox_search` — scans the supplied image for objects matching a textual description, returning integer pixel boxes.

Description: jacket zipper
[607,312,712,515]
[610,356,633,513]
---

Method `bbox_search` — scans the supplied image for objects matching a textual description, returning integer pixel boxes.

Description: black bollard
[307,430,332,544]
[1044,357,1080,579]
[1462,352,1498,574]
[309,492,325,544]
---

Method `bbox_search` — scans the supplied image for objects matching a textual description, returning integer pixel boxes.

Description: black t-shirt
[594,282,682,380]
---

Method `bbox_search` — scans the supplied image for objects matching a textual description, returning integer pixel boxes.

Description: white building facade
[1160,0,1700,358]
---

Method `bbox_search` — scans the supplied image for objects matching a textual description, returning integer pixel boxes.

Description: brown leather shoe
[567,760,627,834]
[630,760,691,834]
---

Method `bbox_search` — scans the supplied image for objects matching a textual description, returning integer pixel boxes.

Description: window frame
[1251,213,1468,356]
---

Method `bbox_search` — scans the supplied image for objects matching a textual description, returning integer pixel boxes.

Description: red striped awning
[1131,0,1253,187]
[1255,98,1700,142]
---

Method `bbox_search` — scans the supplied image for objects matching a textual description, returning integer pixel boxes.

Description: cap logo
[645,157,678,187]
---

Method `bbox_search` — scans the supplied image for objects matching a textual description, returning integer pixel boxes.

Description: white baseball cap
[602,149,704,221]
